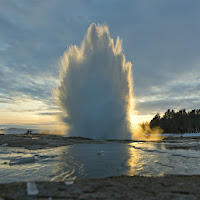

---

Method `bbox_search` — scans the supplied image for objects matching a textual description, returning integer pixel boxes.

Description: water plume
[55,23,162,140]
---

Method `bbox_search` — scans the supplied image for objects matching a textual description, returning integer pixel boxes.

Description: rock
[9,157,36,165]
[26,182,39,196]
[65,180,74,185]
[97,151,104,156]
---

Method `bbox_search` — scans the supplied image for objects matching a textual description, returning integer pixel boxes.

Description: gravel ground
[1,175,200,200]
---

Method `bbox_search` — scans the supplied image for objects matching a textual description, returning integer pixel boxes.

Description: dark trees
[150,109,200,133]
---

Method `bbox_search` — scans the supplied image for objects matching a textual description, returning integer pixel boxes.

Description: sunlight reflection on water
[0,140,200,183]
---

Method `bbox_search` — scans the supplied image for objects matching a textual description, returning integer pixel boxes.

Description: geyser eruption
[55,23,137,139]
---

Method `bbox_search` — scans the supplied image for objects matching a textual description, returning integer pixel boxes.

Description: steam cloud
[55,23,136,139]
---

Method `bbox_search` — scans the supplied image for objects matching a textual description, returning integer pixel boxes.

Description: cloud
[1,0,200,128]
[38,112,61,116]
[136,97,200,115]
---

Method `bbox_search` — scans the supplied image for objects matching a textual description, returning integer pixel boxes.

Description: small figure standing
[30,130,32,134]
[27,130,29,134]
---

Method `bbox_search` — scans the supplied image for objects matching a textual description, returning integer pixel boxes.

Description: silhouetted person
[26,130,29,134]
[30,130,32,134]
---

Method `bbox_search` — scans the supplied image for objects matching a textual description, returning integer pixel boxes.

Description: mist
[55,23,137,139]
[55,23,163,140]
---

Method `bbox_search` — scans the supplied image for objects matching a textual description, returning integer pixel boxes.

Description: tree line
[150,109,200,133]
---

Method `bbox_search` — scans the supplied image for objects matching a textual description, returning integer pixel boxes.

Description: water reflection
[54,143,130,181]
[126,144,147,176]
[53,141,200,181]
[126,142,167,176]
[1,140,200,183]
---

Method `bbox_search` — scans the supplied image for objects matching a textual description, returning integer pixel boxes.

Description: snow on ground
[162,133,200,137]
[1,128,200,137]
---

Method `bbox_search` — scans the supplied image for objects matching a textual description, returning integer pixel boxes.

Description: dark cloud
[38,112,61,116]
[0,0,200,119]
[136,96,200,116]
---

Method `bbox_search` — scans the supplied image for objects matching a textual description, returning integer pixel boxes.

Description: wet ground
[0,134,100,150]
[1,134,200,199]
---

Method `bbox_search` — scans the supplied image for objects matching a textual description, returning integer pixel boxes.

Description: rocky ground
[1,133,200,150]
[1,175,200,200]
[0,134,104,150]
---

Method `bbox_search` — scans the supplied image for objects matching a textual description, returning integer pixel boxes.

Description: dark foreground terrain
[1,175,200,200]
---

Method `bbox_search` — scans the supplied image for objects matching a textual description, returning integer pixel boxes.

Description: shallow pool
[0,139,200,183]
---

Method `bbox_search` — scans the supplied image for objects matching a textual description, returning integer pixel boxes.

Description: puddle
[0,139,200,183]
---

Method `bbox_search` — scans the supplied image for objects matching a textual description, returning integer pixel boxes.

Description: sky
[1,0,200,129]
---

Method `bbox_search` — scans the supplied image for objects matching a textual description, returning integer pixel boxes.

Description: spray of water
[55,23,162,140]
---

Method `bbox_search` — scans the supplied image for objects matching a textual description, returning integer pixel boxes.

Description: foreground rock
[0,175,200,200]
